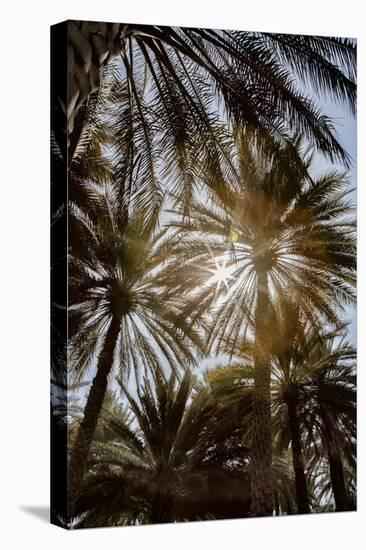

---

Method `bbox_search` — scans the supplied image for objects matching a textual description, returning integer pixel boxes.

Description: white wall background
[0,1,364,548]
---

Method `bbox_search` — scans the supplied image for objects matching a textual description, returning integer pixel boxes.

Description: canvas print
[51,21,357,528]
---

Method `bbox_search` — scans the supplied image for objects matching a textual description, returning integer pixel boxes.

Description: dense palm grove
[51,22,356,527]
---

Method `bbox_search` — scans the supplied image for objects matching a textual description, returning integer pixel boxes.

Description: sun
[209,260,233,289]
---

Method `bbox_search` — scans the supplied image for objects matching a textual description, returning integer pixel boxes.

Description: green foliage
[75,370,251,526]
[64,26,357,523]
[67,27,357,213]
[166,136,356,357]
[68,182,205,385]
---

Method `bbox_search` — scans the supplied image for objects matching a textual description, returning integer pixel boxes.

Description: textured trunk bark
[322,412,349,511]
[250,270,273,517]
[68,315,121,517]
[285,394,310,514]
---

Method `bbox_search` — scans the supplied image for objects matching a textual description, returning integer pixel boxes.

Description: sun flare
[209,261,233,289]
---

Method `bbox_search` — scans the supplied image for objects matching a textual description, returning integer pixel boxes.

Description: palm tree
[64,22,356,175]
[207,361,297,516]
[67,182,205,514]
[272,306,356,515]
[204,314,356,516]
[165,136,356,515]
[309,446,356,512]
[74,369,251,526]
[300,328,356,511]
[271,303,315,514]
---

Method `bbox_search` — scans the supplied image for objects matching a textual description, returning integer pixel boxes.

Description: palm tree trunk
[285,393,311,514]
[68,315,120,517]
[322,413,349,511]
[251,270,273,516]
